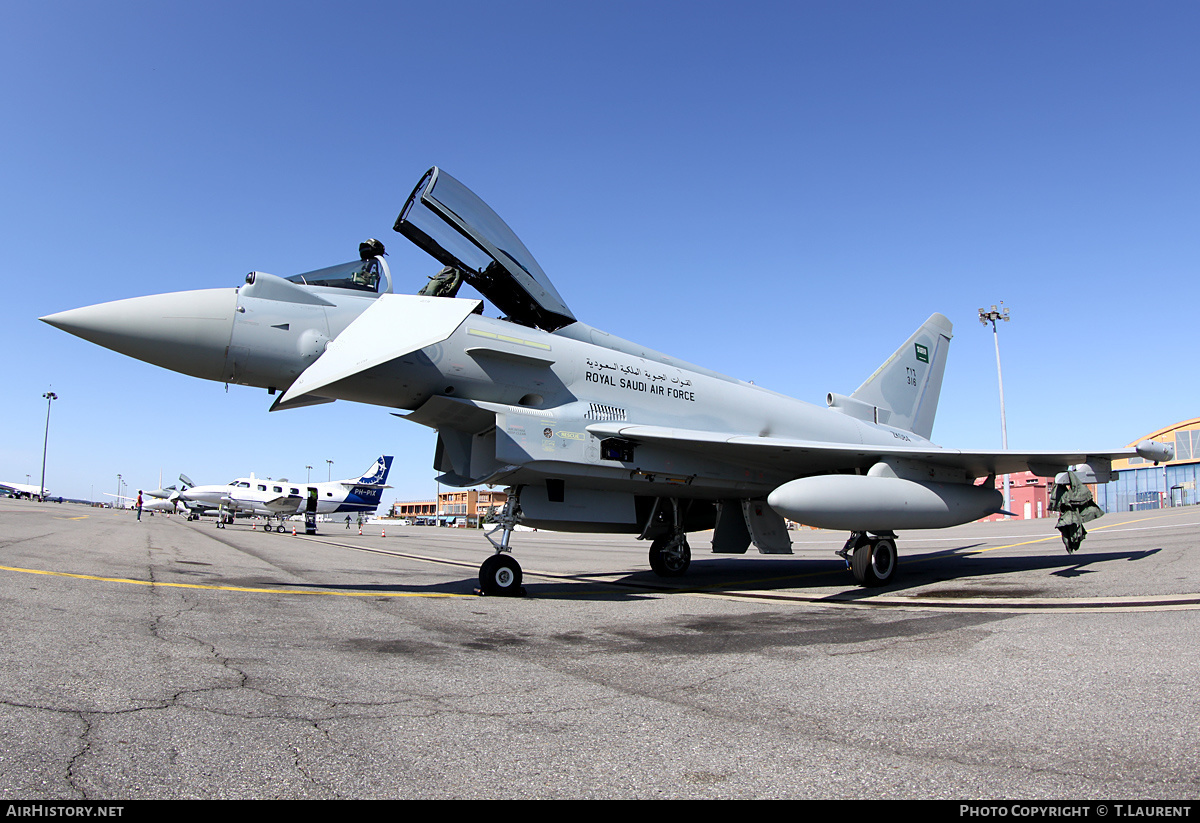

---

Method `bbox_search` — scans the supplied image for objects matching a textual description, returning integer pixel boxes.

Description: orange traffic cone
[358,525,362,535]
[382,527,386,538]
[292,525,296,536]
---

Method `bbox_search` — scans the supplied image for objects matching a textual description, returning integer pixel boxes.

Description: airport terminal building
[392,489,508,527]
[1093,417,1200,512]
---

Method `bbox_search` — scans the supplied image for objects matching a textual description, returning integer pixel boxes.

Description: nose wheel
[479,553,524,596]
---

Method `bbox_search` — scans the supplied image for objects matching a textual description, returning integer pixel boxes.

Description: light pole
[979,303,1011,515]
[306,465,313,483]
[40,391,57,500]
[116,473,122,509]
[326,459,333,481]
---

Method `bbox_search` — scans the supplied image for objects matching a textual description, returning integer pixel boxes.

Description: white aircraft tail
[849,313,952,440]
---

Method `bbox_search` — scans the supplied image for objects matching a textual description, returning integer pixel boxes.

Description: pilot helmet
[359,238,386,260]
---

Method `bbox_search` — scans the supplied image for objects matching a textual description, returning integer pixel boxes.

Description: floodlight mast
[979,304,1011,515]
[40,391,57,501]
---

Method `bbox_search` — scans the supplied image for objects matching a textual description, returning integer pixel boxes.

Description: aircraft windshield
[394,167,575,331]
[287,259,386,293]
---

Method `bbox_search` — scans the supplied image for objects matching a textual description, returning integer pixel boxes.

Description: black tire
[649,536,691,577]
[852,538,897,587]
[479,553,523,596]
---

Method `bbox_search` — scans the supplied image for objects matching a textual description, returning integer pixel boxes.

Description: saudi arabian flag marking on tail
[915,343,929,363]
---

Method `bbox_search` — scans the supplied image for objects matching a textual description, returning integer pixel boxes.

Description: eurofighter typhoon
[42,167,1172,594]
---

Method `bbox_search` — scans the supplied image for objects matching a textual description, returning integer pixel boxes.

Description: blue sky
[3,1,1197,503]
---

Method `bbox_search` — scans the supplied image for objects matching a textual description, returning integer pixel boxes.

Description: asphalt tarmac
[2,497,1198,799]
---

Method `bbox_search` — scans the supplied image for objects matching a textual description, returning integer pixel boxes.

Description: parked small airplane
[105,491,181,514]
[42,167,1172,592]
[0,481,49,499]
[177,456,393,530]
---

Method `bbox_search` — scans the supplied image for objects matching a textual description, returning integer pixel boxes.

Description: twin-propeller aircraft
[97,457,392,527]
[42,167,1172,593]
[175,456,393,530]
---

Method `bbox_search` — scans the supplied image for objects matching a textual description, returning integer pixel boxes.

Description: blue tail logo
[358,455,393,485]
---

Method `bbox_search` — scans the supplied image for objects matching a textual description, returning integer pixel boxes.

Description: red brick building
[982,471,1052,521]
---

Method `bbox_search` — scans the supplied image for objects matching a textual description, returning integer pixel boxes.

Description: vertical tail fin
[850,313,952,440]
[358,455,393,485]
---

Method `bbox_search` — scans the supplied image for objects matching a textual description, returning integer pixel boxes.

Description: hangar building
[1093,417,1200,512]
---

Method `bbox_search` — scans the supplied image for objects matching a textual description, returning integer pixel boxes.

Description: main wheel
[649,536,691,577]
[479,553,523,596]
[851,537,897,587]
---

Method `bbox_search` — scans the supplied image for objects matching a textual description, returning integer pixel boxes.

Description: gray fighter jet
[42,167,1173,594]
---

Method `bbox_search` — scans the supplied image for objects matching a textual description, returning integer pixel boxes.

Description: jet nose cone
[42,289,238,382]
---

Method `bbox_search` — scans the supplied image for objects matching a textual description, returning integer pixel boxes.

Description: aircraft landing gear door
[305,487,319,534]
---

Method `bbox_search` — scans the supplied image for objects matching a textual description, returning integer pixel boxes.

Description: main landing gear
[256,518,287,534]
[643,497,691,578]
[648,533,691,577]
[837,532,898,587]
[478,490,525,596]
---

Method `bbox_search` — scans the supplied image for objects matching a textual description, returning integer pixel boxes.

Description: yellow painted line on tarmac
[0,563,471,598]
[959,509,1199,556]
[957,534,1060,555]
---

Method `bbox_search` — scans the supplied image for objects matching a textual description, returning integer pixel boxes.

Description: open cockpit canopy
[394,167,575,332]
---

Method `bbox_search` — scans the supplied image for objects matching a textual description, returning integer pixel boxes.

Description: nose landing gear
[478,488,526,596]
